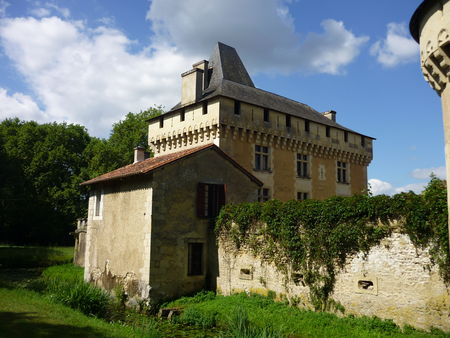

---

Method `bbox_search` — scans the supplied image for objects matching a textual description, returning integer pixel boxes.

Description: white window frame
[255,145,270,171]
[296,153,309,178]
[93,189,104,220]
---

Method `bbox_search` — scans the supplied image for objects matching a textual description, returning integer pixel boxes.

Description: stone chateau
[148,42,373,201]
[78,40,449,331]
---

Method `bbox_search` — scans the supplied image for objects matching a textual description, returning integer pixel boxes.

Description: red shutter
[197,183,206,218]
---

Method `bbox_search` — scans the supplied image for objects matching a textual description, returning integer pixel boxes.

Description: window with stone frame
[258,188,270,202]
[187,242,203,276]
[197,183,226,219]
[296,154,309,178]
[255,145,270,171]
[94,189,103,219]
[337,161,348,183]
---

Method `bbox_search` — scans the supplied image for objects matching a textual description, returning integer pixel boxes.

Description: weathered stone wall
[217,228,450,331]
[149,148,260,301]
[84,176,153,300]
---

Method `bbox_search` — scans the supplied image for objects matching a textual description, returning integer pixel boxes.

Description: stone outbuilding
[81,144,261,301]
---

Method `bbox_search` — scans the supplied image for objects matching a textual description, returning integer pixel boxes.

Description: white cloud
[29,2,70,19]
[147,0,368,75]
[411,166,446,180]
[371,22,419,67]
[394,183,427,194]
[368,178,394,195]
[0,0,9,17]
[0,16,192,136]
[0,88,44,121]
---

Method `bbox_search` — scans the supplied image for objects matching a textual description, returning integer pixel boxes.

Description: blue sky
[0,0,444,195]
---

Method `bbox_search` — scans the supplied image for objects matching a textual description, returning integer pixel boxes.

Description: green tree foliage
[0,107,162,245]
[0,118,90,244]
[83,106,162,178]
[216,177,449,310]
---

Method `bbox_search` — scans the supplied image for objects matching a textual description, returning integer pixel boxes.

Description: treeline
[0,107,162,245]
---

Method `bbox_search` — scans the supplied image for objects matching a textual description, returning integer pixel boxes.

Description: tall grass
[30,264,110,318]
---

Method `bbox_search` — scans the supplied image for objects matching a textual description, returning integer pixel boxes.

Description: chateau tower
[410,0,450,249]
[148,42,374,201]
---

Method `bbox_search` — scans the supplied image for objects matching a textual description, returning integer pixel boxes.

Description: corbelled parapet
[410,0,450,95]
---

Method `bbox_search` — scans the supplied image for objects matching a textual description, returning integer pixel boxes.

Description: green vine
[216,177,449,310]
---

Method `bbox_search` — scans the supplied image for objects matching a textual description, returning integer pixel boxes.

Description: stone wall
[217,228,450,331]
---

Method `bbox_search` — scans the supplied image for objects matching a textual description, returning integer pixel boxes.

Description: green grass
[167,292,449,337]
[0,288,157,338]
[0,246,73,268]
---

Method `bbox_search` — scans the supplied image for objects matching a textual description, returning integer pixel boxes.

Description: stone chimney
[133,146,145,163]
[323,110,336,122]
[181,60,208,106]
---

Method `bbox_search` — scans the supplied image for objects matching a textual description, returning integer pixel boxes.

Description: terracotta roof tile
[81,143,262,186]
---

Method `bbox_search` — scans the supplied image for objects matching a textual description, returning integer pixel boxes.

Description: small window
[159,117,164,128]
[188,243,203,276]
[305,120,310,132]
[337,161,348,183]
[94,190,102,217]
[202,101,208,115]
[361,136,365,147]
[344,131,348,142]
[297,192,308,201]
[326,126,330,137]
[296,154,309,178]
[234,100,241,115]
[239,268,253,280]
[255,145,270,171]
[180,110,185,122]
[258,188,270,202]
[263,108,269,122]
[197,183,226,219]
[286,115,291,128]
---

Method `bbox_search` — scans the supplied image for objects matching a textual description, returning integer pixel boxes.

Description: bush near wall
[216,177,449,310]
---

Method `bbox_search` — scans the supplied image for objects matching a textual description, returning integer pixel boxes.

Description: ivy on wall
[216,177,449,310]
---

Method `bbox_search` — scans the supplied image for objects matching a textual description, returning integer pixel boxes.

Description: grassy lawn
[0,288,153,338]
[0,246,73,268]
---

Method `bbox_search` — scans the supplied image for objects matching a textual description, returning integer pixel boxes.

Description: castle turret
[410,0,450,250]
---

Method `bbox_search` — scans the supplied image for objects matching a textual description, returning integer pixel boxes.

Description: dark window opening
[296,154,308,178]
[188,243,203,276]
[358,280,374,290]
[297,192,308,201]
[361,136,365,147]
[344,131,348,142]
[263,108,269,122]
[292,273,304,286]
[202,101,208,115]
[180,110,185,122]
[286,115,291,128]
[197,183,226,219]
[337,161,348,183]
[159,117,164,128]
[255,145,269,171]
[234,100,241,115]
[305,120,310,132]
[326,126,330,137]
[258,188,270,202]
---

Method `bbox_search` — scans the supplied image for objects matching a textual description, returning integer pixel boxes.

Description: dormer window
[286,115,291,128]
[234,100,241,115]
[264,109,269,122]
[305,120,310,132]
[344,131,348,142]
[326,126,330,137]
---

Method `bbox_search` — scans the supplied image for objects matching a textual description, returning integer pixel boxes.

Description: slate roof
[81,143,263,186]
[163,42,372,138]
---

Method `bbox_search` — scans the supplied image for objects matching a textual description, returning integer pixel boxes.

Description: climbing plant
[215,177,449,310]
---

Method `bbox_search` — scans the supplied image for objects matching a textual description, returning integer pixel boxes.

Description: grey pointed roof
[165,43,373,138]
[206,42,255,90]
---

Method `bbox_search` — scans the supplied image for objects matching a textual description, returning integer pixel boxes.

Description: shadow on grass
[0,311,111,338]
[0,247,73,269]
[0,268,43,289]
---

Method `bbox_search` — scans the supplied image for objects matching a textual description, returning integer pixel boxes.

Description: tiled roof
[81,143,262,186]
